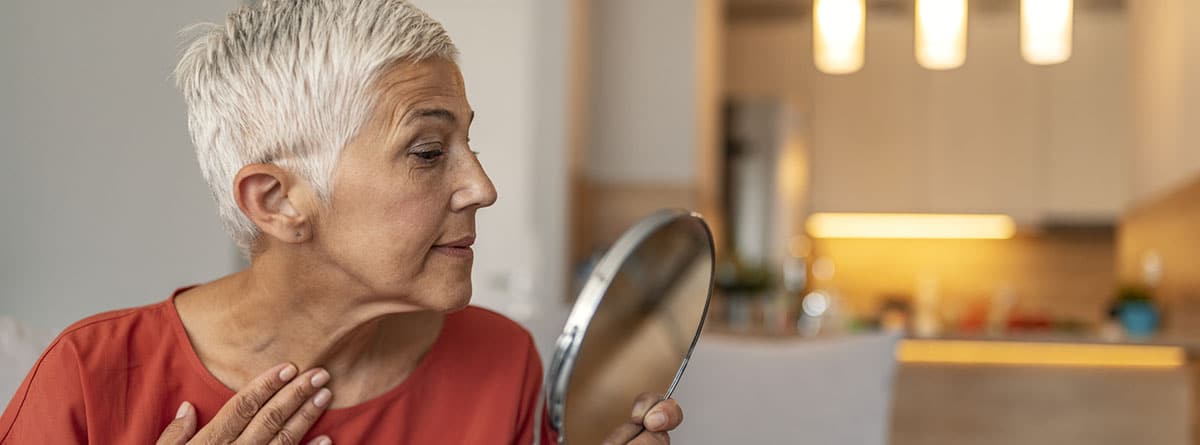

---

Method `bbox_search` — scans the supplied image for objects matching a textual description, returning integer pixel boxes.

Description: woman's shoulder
[1,298,180,442]
[54,300,173,349]
[35,298,181,377]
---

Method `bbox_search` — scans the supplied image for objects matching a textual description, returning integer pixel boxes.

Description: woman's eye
[410,144,445,163]
[415,150,443,161]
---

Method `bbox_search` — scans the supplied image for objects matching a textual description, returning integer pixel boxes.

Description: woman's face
[312,59,496,312]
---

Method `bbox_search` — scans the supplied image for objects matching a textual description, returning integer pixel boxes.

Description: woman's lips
[434,235,474,260]
[433,245,474,260]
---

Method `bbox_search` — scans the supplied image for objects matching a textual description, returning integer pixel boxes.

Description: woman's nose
[451,155,498,211]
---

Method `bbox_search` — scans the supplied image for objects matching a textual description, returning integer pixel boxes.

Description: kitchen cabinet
[1128,0,1200,205]
[808,18,929,215]
[923,15,1040,222]
[802,10,1130,223]
[1041,11,1130,222]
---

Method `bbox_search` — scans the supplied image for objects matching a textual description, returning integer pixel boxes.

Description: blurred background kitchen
[4,0,1200,443]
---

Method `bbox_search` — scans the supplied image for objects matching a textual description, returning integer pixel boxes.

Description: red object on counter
[1006,311,1054,331]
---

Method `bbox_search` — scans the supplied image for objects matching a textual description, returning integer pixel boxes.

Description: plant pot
[1117,300,1160,337]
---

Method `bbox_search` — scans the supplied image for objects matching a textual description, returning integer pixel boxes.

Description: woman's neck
[175,254,444,408]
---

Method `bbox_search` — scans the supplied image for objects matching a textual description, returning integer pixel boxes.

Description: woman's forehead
[374,60,465,101]
[372,60,470,126]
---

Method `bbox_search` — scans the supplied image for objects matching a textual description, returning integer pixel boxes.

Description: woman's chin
[441,296,472,313]
[424,286,473,313]
[364,281,472,313]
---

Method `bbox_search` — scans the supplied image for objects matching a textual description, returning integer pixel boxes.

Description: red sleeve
[513,338,558,445]
[0,337,88,444]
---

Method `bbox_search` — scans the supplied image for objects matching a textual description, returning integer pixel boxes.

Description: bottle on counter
[912,274,943,338]
[988,285,1017,336]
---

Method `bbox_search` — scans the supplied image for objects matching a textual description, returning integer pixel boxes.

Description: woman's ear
[233,164,315,245]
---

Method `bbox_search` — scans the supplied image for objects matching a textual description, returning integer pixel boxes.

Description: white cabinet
[808,18,929,214]
[923,14,1040,222]
[804,10,1129,223]
[1041,11,1129,222]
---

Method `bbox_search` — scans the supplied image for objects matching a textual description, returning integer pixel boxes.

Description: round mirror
[546,209,715,443]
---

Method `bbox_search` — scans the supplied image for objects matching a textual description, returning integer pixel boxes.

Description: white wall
[0,0,242,336]
[587,0,700,186]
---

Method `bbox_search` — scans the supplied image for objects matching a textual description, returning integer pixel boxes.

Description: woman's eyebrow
[405,108,457,125]
[401,108,475,126]
[408,107,477,127]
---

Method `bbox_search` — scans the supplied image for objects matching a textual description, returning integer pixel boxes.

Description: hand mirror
[545,209,715,443]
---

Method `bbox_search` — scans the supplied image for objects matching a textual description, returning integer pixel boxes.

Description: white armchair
[670,333,900,445]
[0,317,47,412]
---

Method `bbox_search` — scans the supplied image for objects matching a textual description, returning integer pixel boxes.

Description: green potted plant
[715,258,778,330]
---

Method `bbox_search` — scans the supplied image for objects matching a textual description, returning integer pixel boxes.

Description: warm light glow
[1021,0,1072,65]
[814,0,865,74]
[916,0,967,70]
[806,213,1016,239]
[897,340,1185,369]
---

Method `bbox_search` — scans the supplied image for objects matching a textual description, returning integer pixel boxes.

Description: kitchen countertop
[705,324,1200,367]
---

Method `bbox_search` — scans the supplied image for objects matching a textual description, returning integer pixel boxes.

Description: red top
[0,289,557,444]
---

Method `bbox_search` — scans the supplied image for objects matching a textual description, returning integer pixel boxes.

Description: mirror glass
[547,210,715,443]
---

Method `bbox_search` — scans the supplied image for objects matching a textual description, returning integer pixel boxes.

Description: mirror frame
[545,209,716,442]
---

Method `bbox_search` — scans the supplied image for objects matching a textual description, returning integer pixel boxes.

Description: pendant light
[814,0,866,74]
[1021,0,1073,65]
[915,0,968,70]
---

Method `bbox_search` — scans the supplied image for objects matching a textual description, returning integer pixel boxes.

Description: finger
[629,431,671,445]
[306,436,333,445]
[155,401,198,445]
[266,386,333,445]
[601,420,646,445]
[603,393,669,444]
[642,399,683,432]
[629,392,663,422]
[240,368,331,444]
[194,362,298,442]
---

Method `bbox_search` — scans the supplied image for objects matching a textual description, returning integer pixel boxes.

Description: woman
[0,1,683,443]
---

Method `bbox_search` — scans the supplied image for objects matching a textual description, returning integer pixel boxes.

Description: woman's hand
[602,392,684,445]
[156,363,334,445]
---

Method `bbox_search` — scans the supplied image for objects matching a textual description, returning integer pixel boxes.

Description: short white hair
[175,0,458,252]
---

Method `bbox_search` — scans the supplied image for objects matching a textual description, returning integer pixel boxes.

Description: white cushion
[670,333,899,445]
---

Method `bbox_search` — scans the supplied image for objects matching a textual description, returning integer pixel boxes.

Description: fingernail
[311,369,330,388]
[647,411,668,430]
[312,436,332,445]
[175,401,191,419]
[279,364,298,382]
[313,388,332,408]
